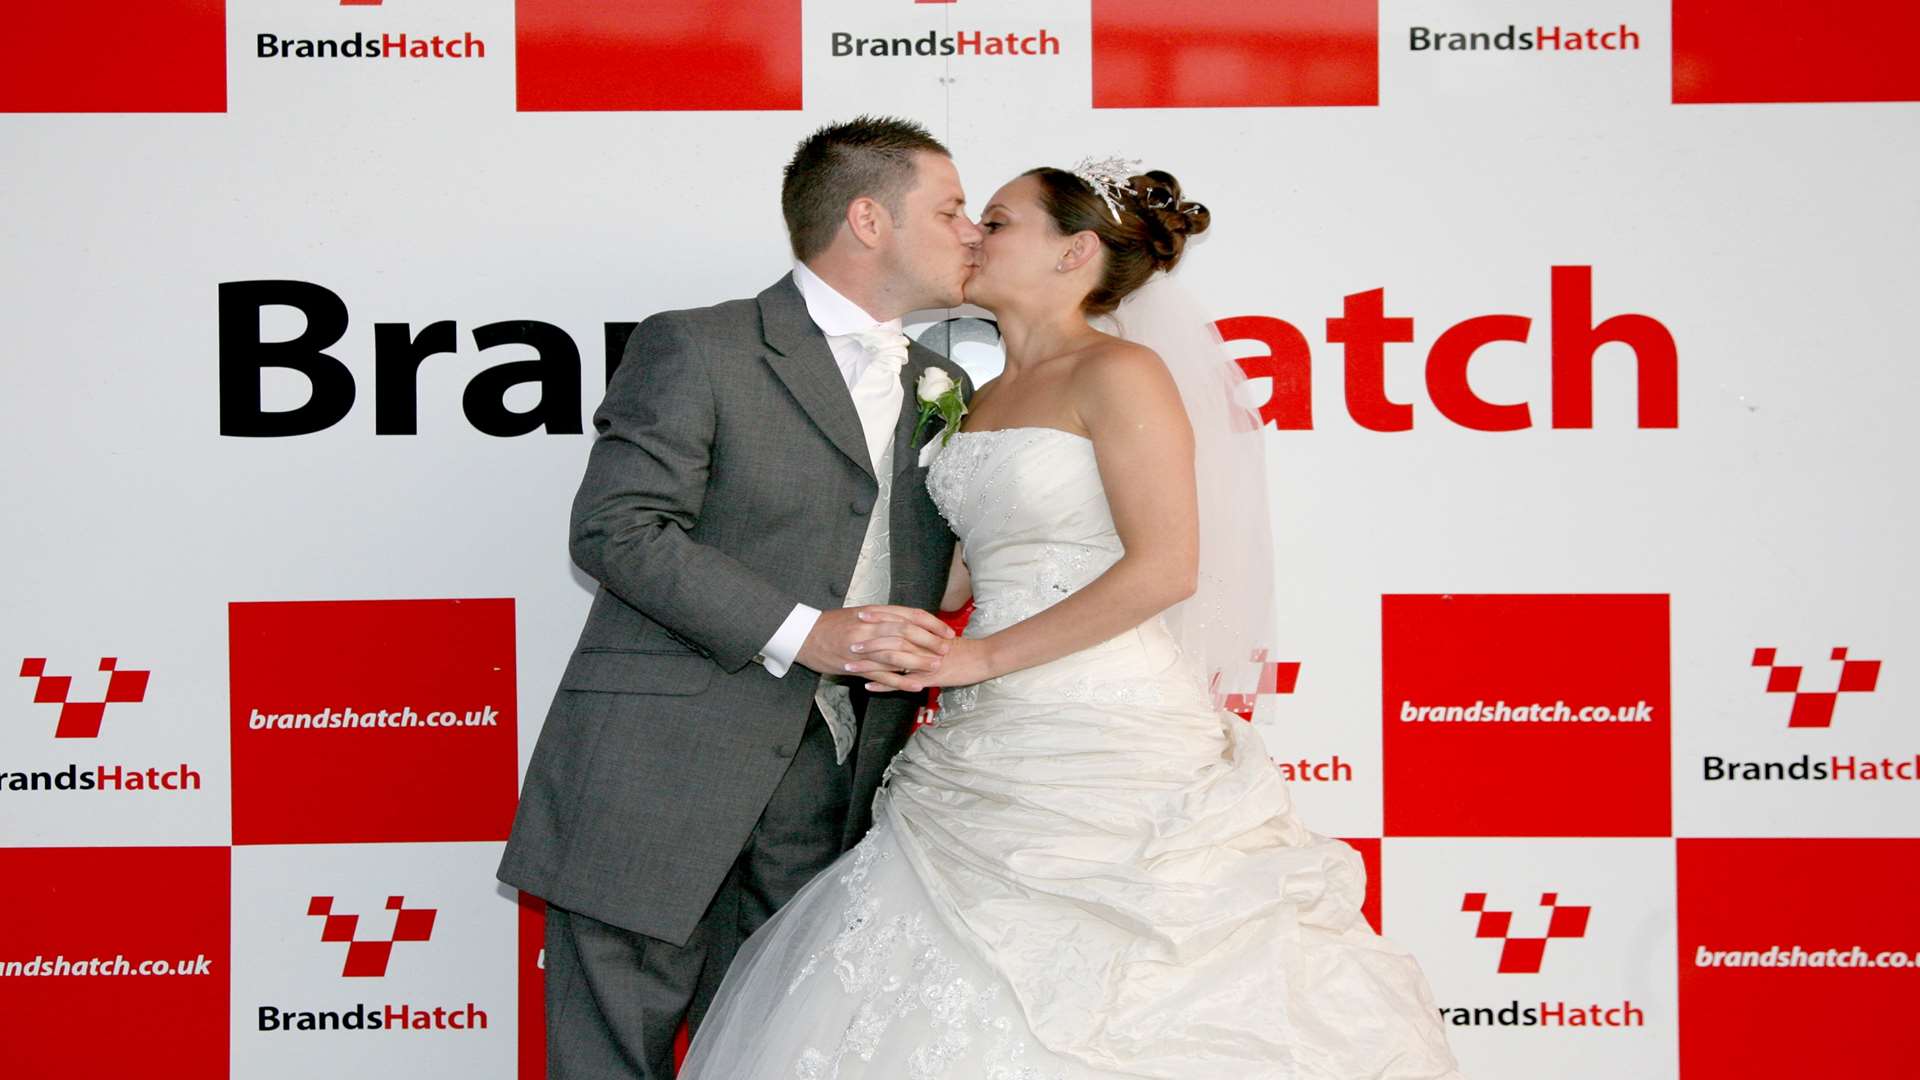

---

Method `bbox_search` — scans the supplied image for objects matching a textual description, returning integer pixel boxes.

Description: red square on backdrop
[0,847,229,1079]
[0,1,225,113]
[1091,0,1376,108]
[1678,838,1920,1078]
[1341,836,1383,934]
[1674,0,1920,104]
[1381,594,1671,837]
[516,0,802,111]
[519,891,545,1080]
[229,598,518,845]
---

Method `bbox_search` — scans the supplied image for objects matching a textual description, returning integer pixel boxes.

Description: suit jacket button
[850,497,872,515]
[773,743,796,758]
[828,581,846,598]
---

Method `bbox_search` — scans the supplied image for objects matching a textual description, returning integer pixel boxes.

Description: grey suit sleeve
[569,311,795,672]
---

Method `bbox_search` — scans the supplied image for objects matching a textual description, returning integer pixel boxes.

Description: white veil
[1100,273,1275,706]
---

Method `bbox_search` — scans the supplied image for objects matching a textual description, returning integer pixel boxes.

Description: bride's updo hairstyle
[1023,166,1210,316]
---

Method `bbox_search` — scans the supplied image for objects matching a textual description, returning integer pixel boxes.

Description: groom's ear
[846,196,889,250]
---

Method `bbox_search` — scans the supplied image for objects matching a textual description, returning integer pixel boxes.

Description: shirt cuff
[758,603,822,678]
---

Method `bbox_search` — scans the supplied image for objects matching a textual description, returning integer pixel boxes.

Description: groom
[498,116,981,1079]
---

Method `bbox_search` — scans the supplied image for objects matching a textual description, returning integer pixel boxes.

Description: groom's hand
[796,606,955,679]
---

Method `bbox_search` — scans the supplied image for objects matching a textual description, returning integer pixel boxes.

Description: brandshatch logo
[219,266,1673,438]
[18,657,150,738]
[1702,645,1910,782]
[256,894,485,1033]
[1221,266,1677,432]
[831,28,1061,58]
[831,0,1061,60]
[1751,646,1882,728]
[308,895,437,977]
[1408,24,1642,53]
[1441,891,1643,1030]
[6,656,195,794]
[1461,891,1590,974]
[253,0,486,62]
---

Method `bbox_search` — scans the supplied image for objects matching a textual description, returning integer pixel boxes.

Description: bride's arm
[939,543,971,612]
[856,342,1197,691]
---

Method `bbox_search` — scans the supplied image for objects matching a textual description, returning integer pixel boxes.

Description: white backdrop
[4,2,1917,1078]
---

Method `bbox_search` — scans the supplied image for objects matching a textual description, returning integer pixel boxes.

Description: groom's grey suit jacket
[498,273,967,946]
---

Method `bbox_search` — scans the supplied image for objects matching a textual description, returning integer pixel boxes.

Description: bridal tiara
[1068,155,1142,223]
[1067,155,1192,223]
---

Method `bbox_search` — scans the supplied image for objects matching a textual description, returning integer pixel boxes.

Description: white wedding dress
[680,427,1465,1080]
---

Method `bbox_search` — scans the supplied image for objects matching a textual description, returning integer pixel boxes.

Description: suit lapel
[893,349,929,479]
[758,275,875,482]
[887,350,930,605]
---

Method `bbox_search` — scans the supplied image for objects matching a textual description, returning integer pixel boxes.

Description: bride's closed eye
[982,221,1004,233]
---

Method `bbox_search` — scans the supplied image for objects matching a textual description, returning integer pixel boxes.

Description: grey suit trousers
[542,703,856,1079]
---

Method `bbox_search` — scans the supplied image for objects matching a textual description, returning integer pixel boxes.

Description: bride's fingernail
[844,663,860,672]
[849,643,864,653]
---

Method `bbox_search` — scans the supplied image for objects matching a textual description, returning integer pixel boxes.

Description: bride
[679,160,1465,1079]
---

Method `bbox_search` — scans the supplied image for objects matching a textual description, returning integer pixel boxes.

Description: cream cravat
[844,326,909,469]
[815,327,908,762]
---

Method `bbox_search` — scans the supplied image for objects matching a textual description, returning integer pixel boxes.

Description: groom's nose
[956,215,984,245]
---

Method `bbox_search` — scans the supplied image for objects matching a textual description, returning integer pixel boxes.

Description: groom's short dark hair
[782,116,950,261]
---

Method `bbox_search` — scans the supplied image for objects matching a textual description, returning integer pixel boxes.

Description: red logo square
[1459,889,1593,973]
[1091,0,1376,108]
[1679,838,1920,1078]
[1,2,225,113]
[516,0,802,111]
[1382,594,1671,837]
[228,598,519,845]
[0,847,229,1079]
[17,656,152,738]
[1674,0,1920,104]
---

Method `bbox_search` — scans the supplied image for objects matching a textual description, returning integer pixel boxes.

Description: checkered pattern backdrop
[4,2,1916,1078]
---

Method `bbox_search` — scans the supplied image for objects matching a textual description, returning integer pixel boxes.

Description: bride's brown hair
[1022,167,1210,316]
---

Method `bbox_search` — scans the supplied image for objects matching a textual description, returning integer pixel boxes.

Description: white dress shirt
[757,261,907,678]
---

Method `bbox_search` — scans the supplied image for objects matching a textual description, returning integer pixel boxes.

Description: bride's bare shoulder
[1070,336,1176,394]
[1069,336,1186,429]
[1079,333,1161,366]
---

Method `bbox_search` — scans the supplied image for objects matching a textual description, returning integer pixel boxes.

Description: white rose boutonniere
[912,367,968,449]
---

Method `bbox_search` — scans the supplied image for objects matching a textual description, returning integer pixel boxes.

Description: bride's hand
[857,637,994,694]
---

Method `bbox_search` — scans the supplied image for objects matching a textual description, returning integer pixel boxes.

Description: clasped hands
[795,605,991,693]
